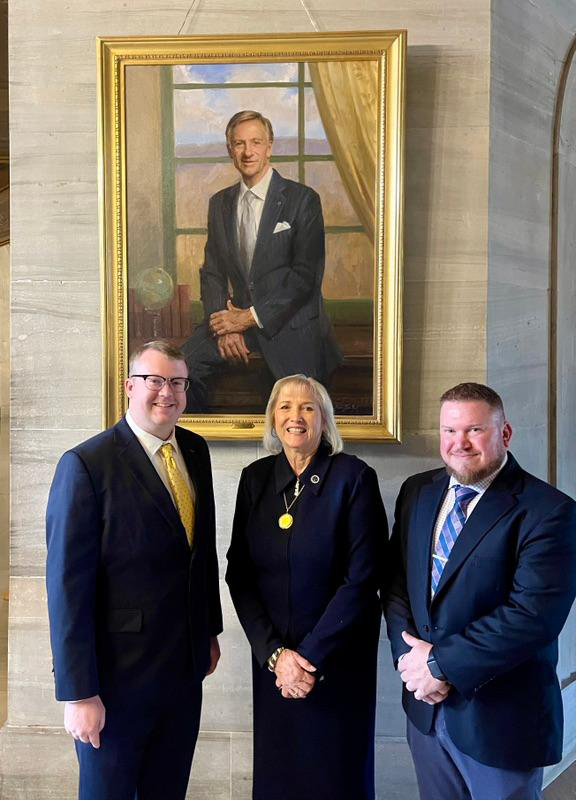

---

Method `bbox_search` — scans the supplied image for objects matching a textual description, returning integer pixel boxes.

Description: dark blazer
[46,417,223,702]
[225,446,385,671]
[200,168,342,382]
[385,453,576,770]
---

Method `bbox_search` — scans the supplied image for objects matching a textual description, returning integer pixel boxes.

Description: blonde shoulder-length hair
[263,374,343,455]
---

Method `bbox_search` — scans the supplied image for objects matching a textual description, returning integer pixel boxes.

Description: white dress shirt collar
[238,166,273,203]
[125,409,177,457]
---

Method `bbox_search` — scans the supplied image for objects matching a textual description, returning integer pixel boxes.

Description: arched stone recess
[552,32,576,777]
[555,41,576,519]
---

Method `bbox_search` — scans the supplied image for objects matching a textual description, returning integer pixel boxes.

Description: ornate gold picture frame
[98,30,405,440]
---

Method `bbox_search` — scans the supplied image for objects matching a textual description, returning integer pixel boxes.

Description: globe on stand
[135,267,175,338]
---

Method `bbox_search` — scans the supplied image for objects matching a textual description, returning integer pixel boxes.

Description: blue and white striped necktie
[431,485,478,596]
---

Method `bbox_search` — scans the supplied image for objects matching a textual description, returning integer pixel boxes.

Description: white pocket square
[273,221,291,234]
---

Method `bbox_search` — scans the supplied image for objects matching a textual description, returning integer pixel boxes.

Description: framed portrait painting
[98,30,405,440]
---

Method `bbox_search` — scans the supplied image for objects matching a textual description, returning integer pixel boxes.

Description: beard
[444,454,505,485]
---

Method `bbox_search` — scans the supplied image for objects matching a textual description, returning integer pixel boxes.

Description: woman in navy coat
[226,374,387,800]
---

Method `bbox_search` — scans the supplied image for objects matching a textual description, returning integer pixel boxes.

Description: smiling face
[440,400,512,484]
[273,383,324,461]
[125,349,188,440]
[227,119,272,188]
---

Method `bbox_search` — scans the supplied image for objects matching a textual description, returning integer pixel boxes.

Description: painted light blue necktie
[239,190,258,273]
[431,485,478,596]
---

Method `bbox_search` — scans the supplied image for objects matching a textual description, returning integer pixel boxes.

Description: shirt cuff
[250,306,263,329]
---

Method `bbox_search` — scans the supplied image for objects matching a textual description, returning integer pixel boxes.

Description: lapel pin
[311,474,320,484]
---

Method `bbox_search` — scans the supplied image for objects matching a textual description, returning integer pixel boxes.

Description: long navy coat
[226,445,387,800]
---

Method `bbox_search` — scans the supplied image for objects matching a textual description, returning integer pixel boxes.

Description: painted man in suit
[46,340,223,800]
[385,382,576,800]
[182,110,342,412]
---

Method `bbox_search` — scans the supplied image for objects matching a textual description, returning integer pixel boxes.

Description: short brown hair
[225,110,274,147]
[440,382,504,416]
[128,339,187,375]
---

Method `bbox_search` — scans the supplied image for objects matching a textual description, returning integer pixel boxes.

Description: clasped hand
[210,300,256,338]
[210,301,254,365]
[215,332,250,365]
[398,631,451,705]
[274,649,317,700]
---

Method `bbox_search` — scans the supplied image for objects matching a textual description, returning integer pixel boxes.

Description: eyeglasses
[130,374,190,393]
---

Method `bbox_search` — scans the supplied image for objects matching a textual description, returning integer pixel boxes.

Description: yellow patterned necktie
[159,443,195,548]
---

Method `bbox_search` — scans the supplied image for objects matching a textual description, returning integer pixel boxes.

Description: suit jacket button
[423,625,430,632]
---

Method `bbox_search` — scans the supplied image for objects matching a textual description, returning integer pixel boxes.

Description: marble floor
[545,764,576,800]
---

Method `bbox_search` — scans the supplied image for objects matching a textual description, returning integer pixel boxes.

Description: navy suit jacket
[200,168,342,382]
[46,417,223,702]
[385,453,576,770]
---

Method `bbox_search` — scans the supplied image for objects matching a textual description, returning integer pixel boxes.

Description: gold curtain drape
[308,61,378,245]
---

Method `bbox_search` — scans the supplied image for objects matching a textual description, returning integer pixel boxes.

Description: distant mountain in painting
[175,137,330,158]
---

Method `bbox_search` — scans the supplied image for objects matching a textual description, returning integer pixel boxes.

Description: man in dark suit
[46,340,223,800]
[182,110,342,412]
[385,382,576,800]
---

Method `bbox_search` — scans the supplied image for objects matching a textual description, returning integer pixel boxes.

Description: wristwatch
[427,649,447,682]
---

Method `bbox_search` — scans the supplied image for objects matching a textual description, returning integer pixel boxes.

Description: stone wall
[0,0,10,730]
[1,1,489,797]
[488,0,576,475]
[488,0,576,781]
[0,244,9,726]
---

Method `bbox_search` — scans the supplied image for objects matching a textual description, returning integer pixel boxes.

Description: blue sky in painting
[174,86,299,149]
[173,62,299,84]
[172,62,327,153]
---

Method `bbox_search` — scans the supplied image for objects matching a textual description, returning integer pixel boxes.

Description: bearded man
[385,382,576,800]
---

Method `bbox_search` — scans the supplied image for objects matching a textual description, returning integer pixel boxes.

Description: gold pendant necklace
[278,512,294,530]
[278,479,305,530]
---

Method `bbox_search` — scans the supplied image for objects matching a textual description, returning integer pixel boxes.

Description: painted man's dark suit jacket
[385,453,576,770]
[45,417,223,702]
[199,168,342,382]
